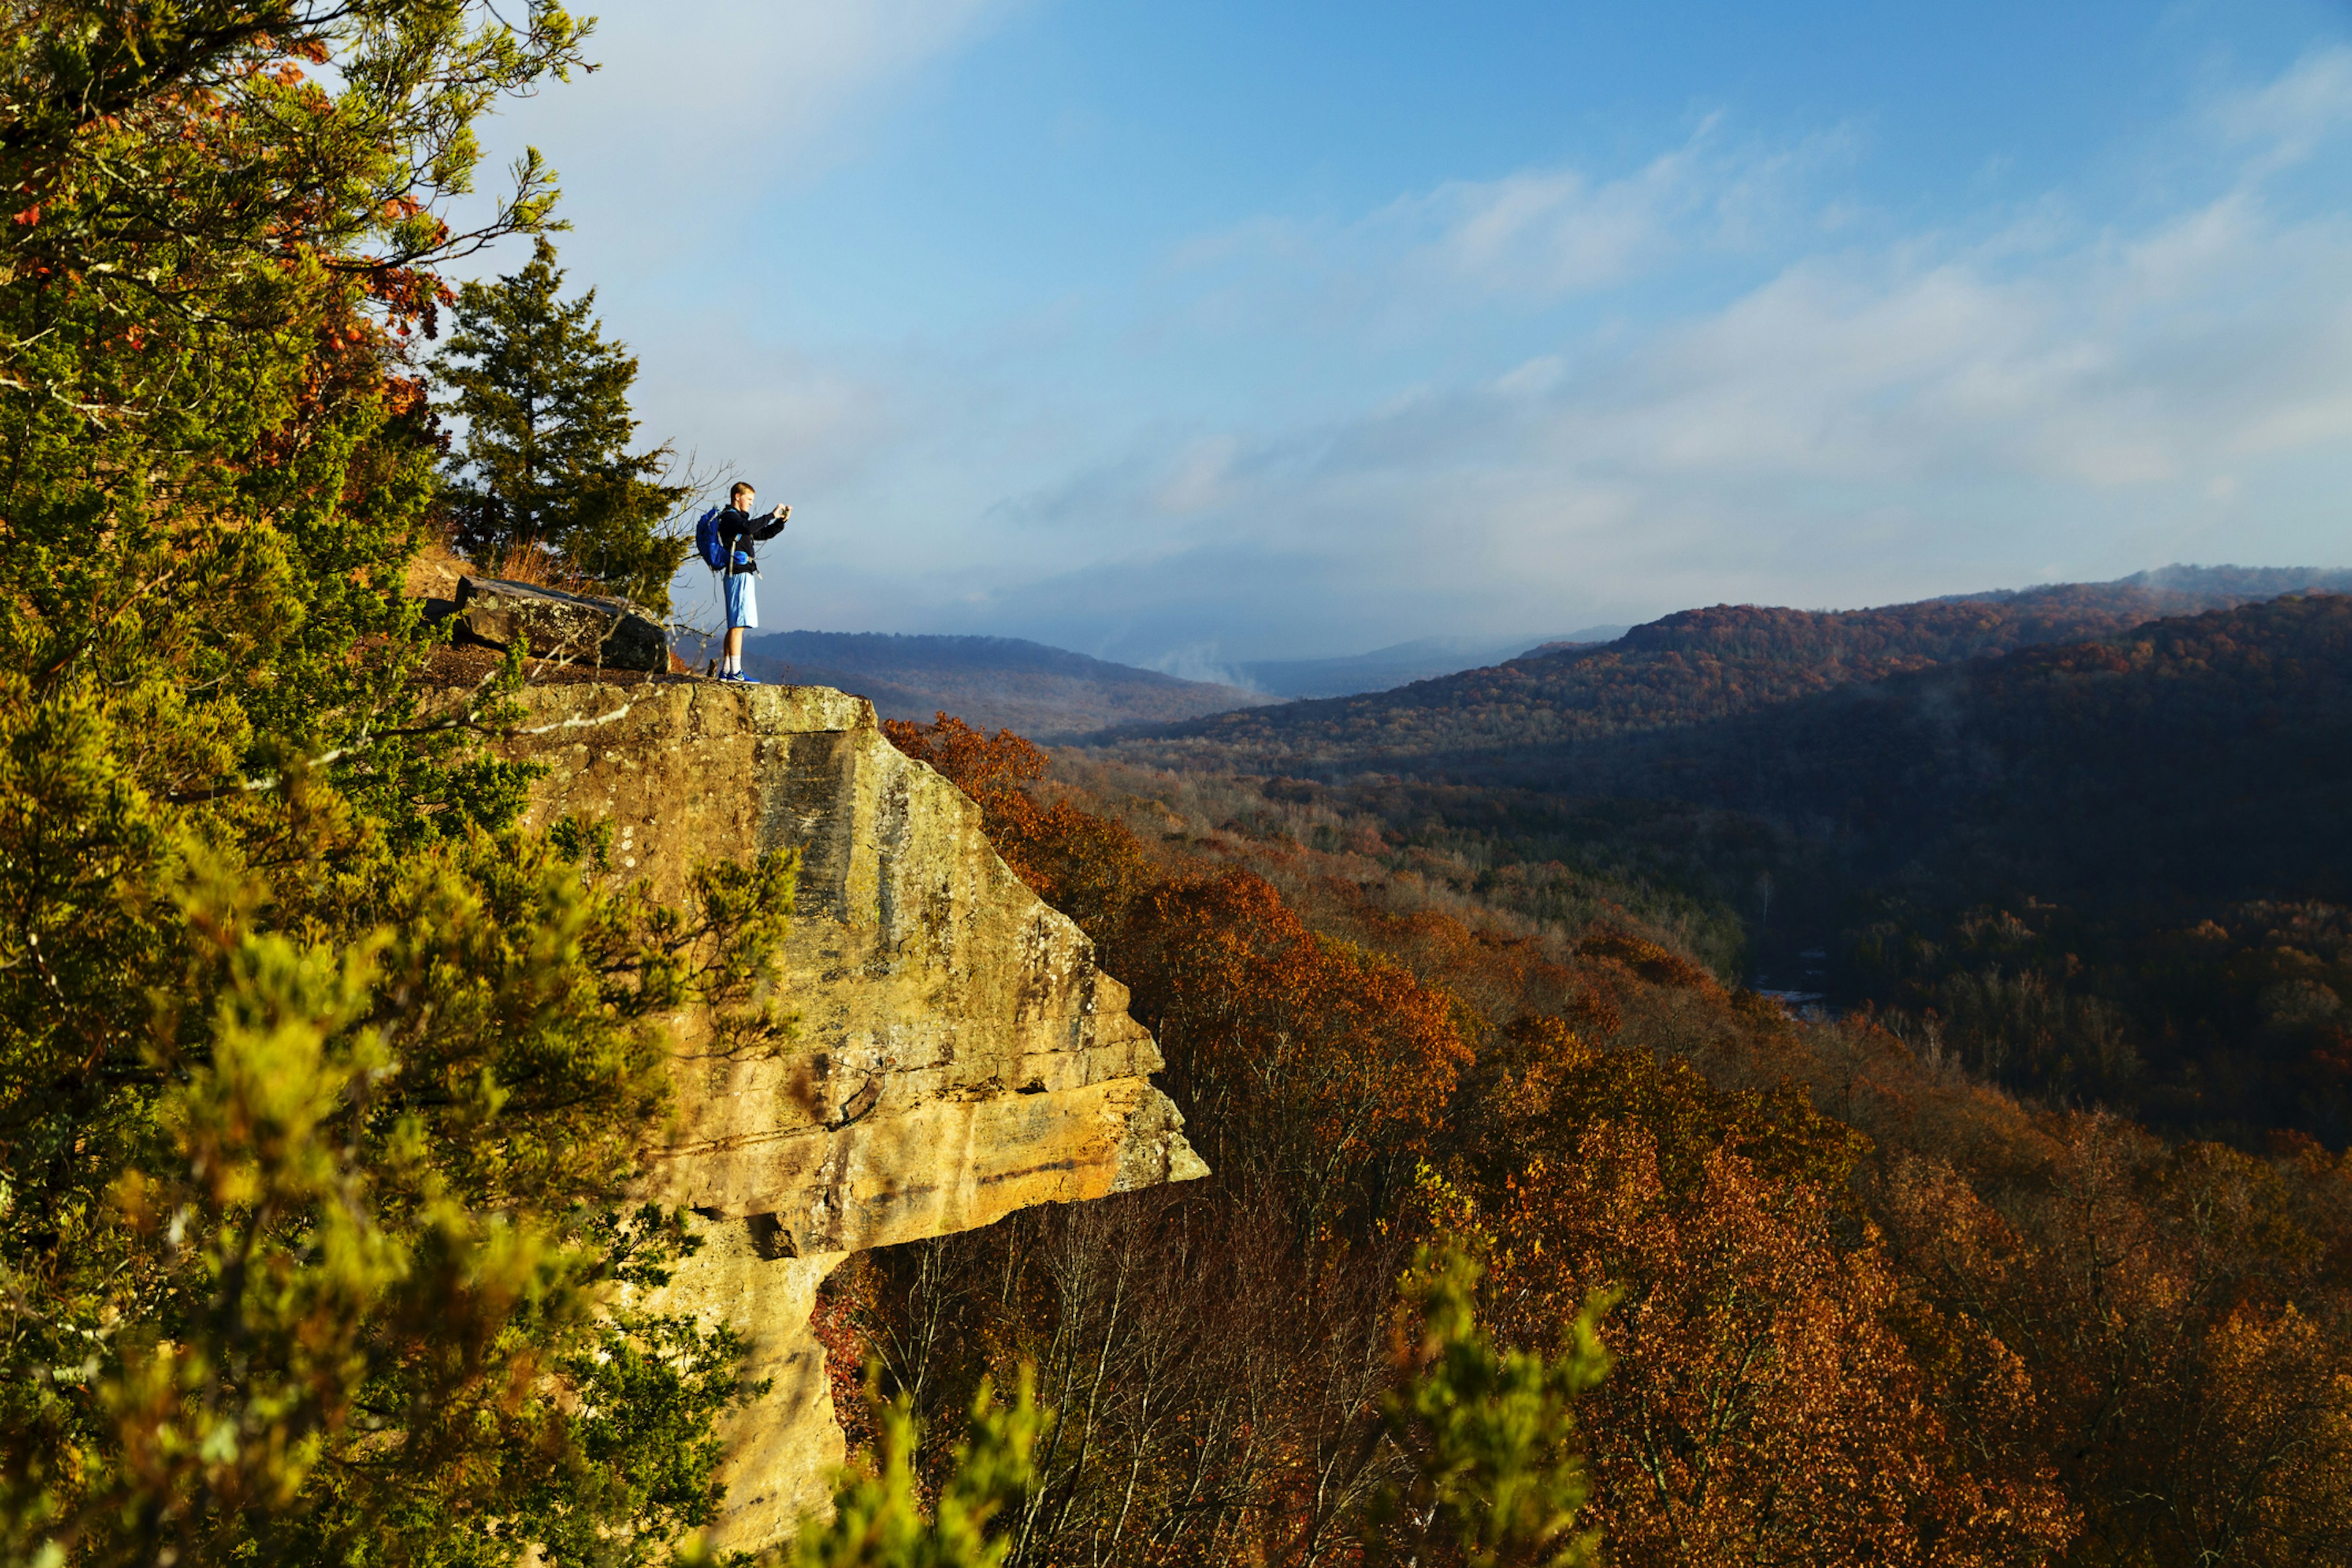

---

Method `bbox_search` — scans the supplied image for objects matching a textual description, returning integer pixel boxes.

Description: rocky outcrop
[499,679,1205,1552]
[458,573,668,671]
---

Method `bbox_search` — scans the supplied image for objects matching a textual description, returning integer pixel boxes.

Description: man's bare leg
[713,625,746,679]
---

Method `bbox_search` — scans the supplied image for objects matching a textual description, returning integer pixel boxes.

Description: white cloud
[1144,118,1842,358]
[943,90,2352,657]
[2214,43,2352,170]
[473,0,1014,265]
[1401,128,1714,296]
[609,40,2352,662]
[1382,116,1853,300]
[1154,435,1242,516]
[1505,189,2346,500]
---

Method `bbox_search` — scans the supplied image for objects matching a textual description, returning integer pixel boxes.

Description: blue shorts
[724,572,757,629]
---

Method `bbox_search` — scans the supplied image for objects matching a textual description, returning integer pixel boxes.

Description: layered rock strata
[500,680,1206,1551]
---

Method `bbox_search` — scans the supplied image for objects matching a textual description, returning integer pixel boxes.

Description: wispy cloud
[1146,118,1847,353]
[2213,43,2352,171]
[473,0,1017,264]
[922,61,2352,658]
[1389,115,1852,298]
[573,37,2352,663]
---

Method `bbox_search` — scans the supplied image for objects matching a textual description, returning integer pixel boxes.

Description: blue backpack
[693,505,727,571]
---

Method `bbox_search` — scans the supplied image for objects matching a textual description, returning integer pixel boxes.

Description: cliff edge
[500,680,1207,1551]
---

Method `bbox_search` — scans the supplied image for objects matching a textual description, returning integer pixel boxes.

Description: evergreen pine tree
[436,237,692,611]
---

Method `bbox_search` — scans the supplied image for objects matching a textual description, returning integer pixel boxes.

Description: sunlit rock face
[501,680,1206,1551]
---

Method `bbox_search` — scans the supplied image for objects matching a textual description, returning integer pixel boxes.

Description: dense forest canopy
[1088,582,2352,1148]
[1101,567,2352,778]
[1580,593,2352,902]
[840,709,2352,1567]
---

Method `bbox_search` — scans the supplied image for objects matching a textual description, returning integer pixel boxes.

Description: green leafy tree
[48,835,794,1568]
[435,237,692,610]
[791,1373,1050,1568]
[0,4,792,1564]
[1366,1248,1612,1568]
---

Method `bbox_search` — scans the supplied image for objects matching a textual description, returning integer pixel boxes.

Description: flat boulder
[454,575,668,671]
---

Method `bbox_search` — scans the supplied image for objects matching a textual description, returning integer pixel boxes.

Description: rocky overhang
[499,679,1206,1551]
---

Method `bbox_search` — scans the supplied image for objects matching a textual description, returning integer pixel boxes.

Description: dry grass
[478,540,608,597]
[402,522,609,603]
[404,538,468,601]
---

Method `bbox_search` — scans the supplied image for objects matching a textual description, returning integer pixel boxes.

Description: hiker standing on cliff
[714,480,789,683]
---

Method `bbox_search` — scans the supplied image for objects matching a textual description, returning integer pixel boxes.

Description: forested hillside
[1571,593,2352,902]
[1683,594,2352,1144]
[822,711,2352,1567]
[1234,631,1623,699]
[1102,593,2352,1148]
[1102,567,2352,777]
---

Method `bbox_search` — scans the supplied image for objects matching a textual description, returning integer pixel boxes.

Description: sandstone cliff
[501,680,1207,1551]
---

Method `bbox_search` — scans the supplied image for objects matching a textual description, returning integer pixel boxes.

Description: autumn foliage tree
[867,712,2124,1567]
[1880,1124,2352,1567]
[884,714,1155,940]
[1117,872,1472,1231]
[872,715,1493,1561]
[1487,1126,2068,1566]
[1415,1014,2071,1568]
[888,713,1472,1229]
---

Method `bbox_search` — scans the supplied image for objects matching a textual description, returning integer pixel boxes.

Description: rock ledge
[499,679,1205,1551]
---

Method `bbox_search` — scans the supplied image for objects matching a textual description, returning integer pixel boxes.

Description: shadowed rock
[457,573,667,670]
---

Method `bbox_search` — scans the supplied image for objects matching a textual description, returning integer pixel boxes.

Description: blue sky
[471,1,2352,668]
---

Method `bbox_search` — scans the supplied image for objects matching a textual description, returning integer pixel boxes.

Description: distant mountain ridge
[1599,592,2352,904]
[1162,582,2352,1146]
[742,630,1276,737]
[1520,625,1637,657]
[1929,562,2352,606]
[1088,564,2352,776]
[1235,630,1627,699]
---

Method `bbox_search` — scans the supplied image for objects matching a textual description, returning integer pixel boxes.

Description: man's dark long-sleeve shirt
[718,507,787,575]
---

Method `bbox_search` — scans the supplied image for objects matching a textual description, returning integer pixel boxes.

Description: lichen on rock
[458,573,669,671]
